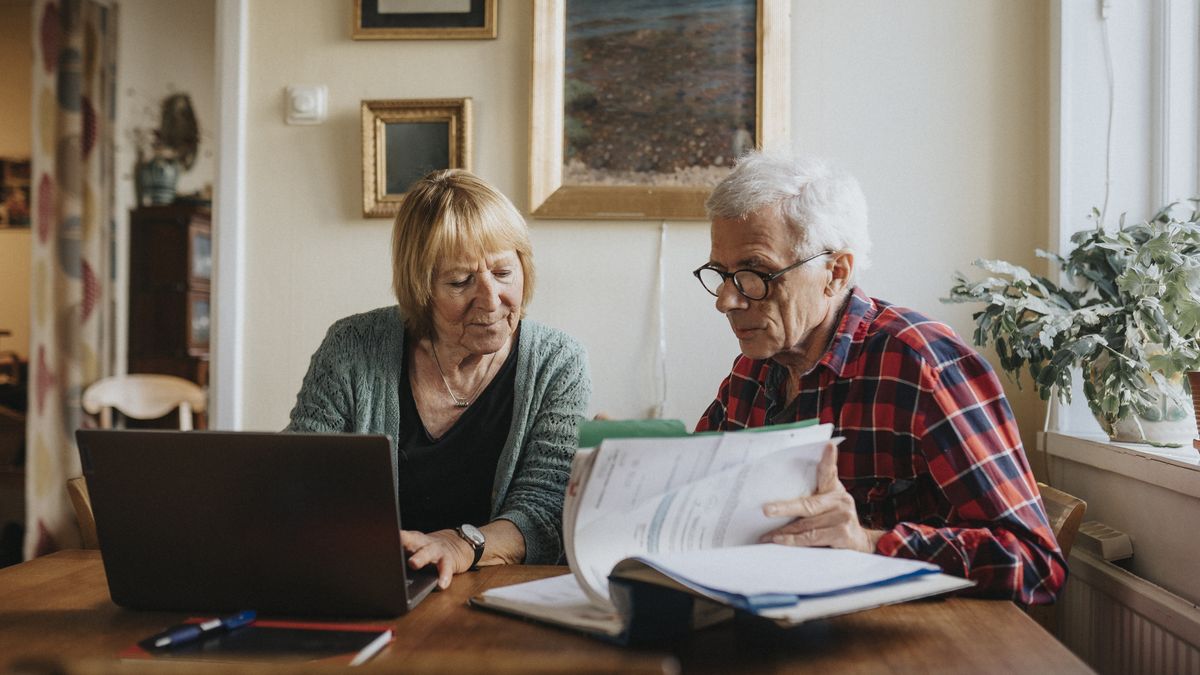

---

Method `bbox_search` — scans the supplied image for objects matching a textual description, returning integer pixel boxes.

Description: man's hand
[759,442,885,553]
[401,529,475,589]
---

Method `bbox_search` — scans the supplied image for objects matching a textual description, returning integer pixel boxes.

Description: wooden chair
[81,374,206,430]
[1038,482,1087,561]
[70,374,206,549]
[66,477,99,550]
[1028,481,1087,634]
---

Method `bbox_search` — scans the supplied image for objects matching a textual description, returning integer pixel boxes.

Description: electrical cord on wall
[650,220,669,419]
[1099,0,1116,227]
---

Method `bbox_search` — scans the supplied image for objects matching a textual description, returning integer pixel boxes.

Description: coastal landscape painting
[529,0,785,219]
[563,0,756,188]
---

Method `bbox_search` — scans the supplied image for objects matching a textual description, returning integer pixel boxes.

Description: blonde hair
[391,169,536,338]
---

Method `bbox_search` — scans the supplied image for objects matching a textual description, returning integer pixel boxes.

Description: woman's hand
[758,442,885,553]
[401,520,527,589]
[401,529,475,589]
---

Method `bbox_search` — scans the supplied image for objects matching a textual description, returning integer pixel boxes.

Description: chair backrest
[66,476,99,550]
[1037,481,1087,559]
[81,374,206,430]
[73,375,205,548]
[1026,482,1087,635]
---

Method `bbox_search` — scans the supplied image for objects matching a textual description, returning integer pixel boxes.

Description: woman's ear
[826,251,855,296]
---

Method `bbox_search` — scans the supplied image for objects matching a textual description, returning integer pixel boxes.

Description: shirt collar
[815,286,876,378]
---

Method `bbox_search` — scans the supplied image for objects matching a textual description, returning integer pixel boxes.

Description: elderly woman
[288,170,590,589]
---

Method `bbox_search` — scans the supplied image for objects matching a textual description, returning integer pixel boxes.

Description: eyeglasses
[692,250,834,300]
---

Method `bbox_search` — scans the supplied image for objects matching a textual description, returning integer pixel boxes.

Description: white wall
[0,0,32,158]
[237,1,1049,453]
[789,1,1049,458]
[0,0,32,359]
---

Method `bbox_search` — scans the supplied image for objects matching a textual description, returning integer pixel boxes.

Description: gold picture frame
[352,0,497,40]
[361,98,472,218]
[529,0,790,220]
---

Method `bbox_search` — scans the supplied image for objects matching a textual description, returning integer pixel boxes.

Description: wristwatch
[455,523,485,570]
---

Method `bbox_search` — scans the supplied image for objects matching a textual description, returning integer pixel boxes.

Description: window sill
[1039,431,1200,500]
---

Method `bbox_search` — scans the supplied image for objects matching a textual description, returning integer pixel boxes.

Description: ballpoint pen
[150,609,257,649]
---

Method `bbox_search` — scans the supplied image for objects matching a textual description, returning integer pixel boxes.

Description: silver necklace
[430,342,496,408]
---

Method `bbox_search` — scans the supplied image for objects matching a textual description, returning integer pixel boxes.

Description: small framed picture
[187,292,210,355]
[353,0,497,40]
[0,158,32,228]
[361,98,472,218]
[188,222,212,290]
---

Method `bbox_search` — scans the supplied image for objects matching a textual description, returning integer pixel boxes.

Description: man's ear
[826,251,855,296]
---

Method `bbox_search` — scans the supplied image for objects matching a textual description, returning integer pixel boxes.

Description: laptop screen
[76,429,436,617]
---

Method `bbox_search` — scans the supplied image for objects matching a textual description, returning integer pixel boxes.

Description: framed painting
[187,291,210,355]
[530,0,790,220]
[353,0,497,40]
[361,98,472,218]
[0,158,31,228]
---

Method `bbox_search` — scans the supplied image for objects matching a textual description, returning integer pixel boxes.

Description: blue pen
[152,610,257,649]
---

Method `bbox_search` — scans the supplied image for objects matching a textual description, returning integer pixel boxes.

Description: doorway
[0,0,224,565]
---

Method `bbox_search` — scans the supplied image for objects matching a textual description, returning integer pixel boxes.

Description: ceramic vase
[1100,373,1197,447]
[1187,371,1200,452]
[137,156,180,206]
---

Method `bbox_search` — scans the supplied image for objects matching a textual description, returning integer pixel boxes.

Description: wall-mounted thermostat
[285,85,328,125]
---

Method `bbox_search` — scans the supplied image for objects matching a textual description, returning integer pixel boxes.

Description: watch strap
[455,525,485,570]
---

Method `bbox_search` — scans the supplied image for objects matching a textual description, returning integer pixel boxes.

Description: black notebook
[122,619,394,666]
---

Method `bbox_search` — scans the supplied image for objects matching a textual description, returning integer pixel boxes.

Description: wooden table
[0,550,1091,674]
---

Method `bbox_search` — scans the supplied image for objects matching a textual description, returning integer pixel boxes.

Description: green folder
[577,418,819,449]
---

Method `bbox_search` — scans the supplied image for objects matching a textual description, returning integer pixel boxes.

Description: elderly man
[693,152,1065,605]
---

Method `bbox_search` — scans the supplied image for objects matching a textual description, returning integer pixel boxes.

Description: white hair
[706,151,872,275]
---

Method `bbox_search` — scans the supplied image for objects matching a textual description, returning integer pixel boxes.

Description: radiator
[1058,549,1200,674]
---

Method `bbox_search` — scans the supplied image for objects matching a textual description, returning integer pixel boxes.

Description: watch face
[459,524,485,547]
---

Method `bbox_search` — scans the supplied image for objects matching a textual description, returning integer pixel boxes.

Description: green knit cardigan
[286,307,591,564]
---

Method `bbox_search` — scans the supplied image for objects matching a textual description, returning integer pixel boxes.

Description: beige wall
[239,1,1048,455]
[0,0,32,359]
[114,0,216,373]
[0,0,32,158]
[0,230,31,359]
[789,1,1050,460]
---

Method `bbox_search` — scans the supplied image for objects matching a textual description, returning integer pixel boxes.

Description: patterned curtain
[25,0,117,558]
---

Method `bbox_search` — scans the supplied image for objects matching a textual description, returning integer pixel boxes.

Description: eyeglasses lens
[697,268,725,296]
[697,268,768,300]
[733,271,767,299]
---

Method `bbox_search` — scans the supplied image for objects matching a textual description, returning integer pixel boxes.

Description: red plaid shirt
[696,288,1066,605]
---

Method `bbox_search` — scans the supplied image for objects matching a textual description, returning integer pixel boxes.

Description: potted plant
[945,200,1200,446]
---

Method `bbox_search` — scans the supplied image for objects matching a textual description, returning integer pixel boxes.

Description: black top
[396,336,519,533]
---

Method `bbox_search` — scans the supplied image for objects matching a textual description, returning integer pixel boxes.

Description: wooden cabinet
[127,205,211,389]
[0,405,23,568]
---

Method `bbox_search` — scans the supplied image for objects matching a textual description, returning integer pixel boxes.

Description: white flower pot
[1101,375,1197,447]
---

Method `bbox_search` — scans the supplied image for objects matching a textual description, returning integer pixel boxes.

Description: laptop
[75,429,438,617]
